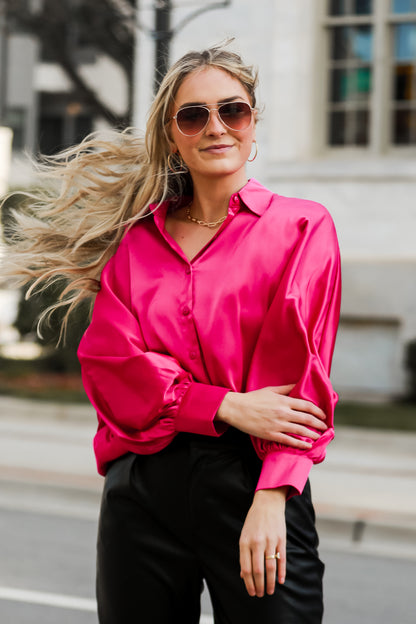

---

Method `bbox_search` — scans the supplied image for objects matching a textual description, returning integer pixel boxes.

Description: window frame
[322,0,416,153]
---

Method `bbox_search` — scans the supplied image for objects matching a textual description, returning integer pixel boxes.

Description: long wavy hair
[1,41,258,337]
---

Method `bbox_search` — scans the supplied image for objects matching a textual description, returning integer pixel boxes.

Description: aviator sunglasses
[170,101,255,136]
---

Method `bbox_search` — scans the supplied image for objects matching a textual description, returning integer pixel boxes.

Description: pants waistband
[175,426,254,454]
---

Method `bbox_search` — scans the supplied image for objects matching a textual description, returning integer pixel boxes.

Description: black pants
[96,428,324,624]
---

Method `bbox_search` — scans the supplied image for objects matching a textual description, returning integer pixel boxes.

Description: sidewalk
[311,426,416,558]
[1,395,415,558]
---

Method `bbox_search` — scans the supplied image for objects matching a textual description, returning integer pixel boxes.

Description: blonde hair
[1,41,258,337]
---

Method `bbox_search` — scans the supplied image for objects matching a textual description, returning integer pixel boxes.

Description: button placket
[180,263,200,363]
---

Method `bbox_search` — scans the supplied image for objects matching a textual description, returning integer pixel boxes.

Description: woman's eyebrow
[178,95,245,109]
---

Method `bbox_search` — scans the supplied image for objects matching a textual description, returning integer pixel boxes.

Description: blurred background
[0,0,416,624]
[0,0,415,415]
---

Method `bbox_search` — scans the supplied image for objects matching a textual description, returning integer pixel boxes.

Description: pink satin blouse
[78,178,341,496]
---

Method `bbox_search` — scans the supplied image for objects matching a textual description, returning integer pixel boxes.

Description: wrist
[215,391,241,425]
[253,487,288,505]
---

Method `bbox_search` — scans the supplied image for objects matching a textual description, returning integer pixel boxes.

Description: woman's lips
[201,144,233,154]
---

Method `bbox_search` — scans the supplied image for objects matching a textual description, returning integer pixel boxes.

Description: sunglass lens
[219,102,252,130]
[177,107,209,135]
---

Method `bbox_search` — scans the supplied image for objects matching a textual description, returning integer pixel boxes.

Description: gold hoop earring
[247,141,258,162]
[167,152,188,174]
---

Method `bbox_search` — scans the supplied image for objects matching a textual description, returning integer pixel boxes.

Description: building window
[325,0,416,148]
[329,1,373,16]
[392,18,416,143]
[40,28,96,65]
[328,21,373,145]
[38,112,93,155]
[392,0,416,12]
[38,93,93,155]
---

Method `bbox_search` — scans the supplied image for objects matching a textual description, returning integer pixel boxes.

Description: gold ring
[265,552,280,560]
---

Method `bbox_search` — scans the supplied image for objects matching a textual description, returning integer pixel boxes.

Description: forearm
[215,386,327,447]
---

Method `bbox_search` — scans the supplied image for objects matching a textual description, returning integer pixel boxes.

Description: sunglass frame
[170,101,255,137]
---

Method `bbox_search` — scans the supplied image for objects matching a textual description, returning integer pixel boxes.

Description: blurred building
[1,0,129,185]
[1,0,416,400]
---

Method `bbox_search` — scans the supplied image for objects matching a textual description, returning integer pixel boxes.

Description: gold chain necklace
[185,204,228,228]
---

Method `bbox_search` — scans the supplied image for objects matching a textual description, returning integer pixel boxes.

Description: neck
[190,172,248,222]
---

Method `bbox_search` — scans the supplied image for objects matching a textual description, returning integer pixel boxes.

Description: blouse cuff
[255,450,313,499]
[175,382,230,437]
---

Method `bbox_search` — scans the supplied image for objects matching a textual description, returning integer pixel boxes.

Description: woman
[4,43,341,623]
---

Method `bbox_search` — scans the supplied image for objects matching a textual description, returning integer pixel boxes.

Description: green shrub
[405,339,416,401]
[13,283,90,372]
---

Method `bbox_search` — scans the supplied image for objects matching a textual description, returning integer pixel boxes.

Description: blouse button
[182,306,190,316]
[189,350,197,360]
[185,266,191,275]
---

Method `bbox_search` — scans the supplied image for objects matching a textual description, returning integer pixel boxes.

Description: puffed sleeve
[246,206,341,497]
[77,236,228,474]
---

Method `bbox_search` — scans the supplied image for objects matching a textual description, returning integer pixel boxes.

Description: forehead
[174,66,249,106]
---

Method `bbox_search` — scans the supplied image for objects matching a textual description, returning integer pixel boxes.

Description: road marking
[0,586,215,622]
[0,587,97,612]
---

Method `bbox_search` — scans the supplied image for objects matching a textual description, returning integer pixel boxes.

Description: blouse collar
[150,178,275,228]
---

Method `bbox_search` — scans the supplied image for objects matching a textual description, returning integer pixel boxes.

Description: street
[0,496,415,624]
[1,400,415,623]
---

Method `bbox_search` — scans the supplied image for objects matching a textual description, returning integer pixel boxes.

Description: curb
[2,468,416,561]
[0,395,95,422]
[0,476,101,521]
[316,513,416,560]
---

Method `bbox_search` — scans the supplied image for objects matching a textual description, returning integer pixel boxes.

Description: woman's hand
[216,386,327,449]
[239,487,287,596]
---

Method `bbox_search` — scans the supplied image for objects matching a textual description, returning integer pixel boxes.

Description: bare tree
[5,0,136,127]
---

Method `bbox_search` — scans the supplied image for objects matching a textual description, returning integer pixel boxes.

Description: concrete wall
[7,34,39,152]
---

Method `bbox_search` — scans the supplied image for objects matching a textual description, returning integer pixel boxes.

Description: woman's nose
[205,109,226,134]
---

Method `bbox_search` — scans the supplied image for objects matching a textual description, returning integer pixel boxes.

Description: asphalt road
[0,502,415,624]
